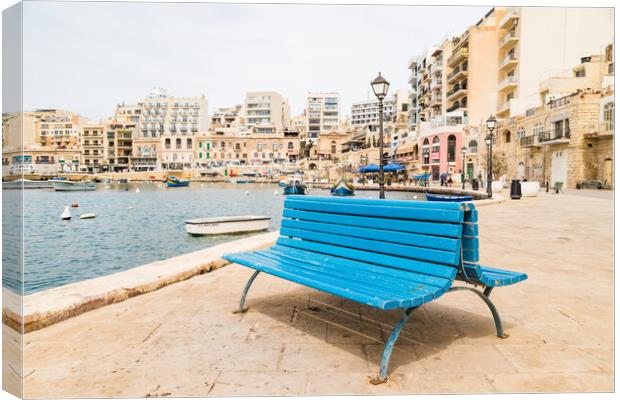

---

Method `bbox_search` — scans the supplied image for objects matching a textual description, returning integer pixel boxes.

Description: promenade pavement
[9,190,614,397]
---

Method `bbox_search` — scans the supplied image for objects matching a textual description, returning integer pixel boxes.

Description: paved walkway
[9,191,614,396]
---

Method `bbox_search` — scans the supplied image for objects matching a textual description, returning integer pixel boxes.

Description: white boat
[186,215,270,236]
[51,181,96,191]
[79,213,96,219]
[3,178,52,189]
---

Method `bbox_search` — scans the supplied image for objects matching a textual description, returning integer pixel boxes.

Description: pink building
[419,130,465,181]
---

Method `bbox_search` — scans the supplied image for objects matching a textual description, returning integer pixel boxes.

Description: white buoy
[274,190,278,195]
[136,187,140,193]
[129,206,134,210]
[245,190,249,195]
[79,213,96,219]
[60,206,71,220]
[104,185,111,190]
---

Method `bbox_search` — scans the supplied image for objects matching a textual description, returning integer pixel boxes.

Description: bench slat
[276,237,457,280]
[281,219,460,253]
[285,198,464,223]
[266,245,453,291]
[283,209,462,238]
[226,252,442,309]
[250,251,444,303]
[287,195,466,211]
[280,227,460,266]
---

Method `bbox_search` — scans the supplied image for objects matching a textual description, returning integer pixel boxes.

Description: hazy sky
[22,1,487,120]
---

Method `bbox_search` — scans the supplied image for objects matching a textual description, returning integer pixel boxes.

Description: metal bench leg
[447,286,508,339]
[369,307,416,385]
[483,287,493,297]
[233,270,260,314]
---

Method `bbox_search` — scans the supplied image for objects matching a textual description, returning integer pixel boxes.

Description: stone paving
[6,190,614,397]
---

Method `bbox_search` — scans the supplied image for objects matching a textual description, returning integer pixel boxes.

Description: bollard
[510,179,522,199]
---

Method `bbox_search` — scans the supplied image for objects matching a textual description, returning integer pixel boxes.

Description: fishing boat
[283,179,307,195]
[232,179,249,184]
[166,176,190,187]
[330,179,355,196]
[2,178,52,189]
[186,215,271,236]
[278,179,288,187]
[51,180,96,191]
[424,193,473,202]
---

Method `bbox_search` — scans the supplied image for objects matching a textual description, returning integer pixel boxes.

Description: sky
[21,1,487,120]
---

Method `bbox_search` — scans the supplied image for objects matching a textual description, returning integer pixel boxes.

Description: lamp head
[371,72,390,100]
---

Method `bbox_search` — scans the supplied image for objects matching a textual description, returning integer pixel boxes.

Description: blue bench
[223,196,527,384]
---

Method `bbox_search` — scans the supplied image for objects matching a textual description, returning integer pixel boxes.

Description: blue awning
[358,163,380,173]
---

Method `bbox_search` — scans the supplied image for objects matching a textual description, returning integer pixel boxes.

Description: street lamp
[371,72,390,199]
[461,146,467,189]
[485,115,497,198]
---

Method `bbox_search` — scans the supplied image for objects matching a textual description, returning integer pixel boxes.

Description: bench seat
[226,244,454,310]
[460,264,528,287]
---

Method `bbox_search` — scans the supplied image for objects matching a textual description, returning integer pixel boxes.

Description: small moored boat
[424,193,473,202]
[79,213,96,219]
[51,180,96,191]
[166,176,190,187]
[3,178,52,189]
[186,215,271,236]
[283,179,307,195]
[330,179,355,196]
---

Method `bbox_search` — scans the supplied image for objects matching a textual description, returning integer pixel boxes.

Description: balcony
[430,95,442,107]
[498,75,518,91]
[500,30,518,49]
[408,87,417,98]
[447,65,468,84]
[499,53,518,70]
[447,84,468,101]
[448,48,468,67]
[520,135,541,147]
[497,99,512,115]
[446,101,467,113]
[408,71,418,84]
[499,10,519,30]
[430,79,442,90]
[599,120,614,137]
[408,55,417,69]
[540,129,571,143]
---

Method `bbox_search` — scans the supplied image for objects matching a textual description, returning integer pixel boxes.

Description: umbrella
[358,163,380,173]
[383,163,405,172]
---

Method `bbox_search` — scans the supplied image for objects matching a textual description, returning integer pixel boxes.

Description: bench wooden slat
[283,209,463,238]
[250,251,444,303]
[276,236,458,280]
[285,198,464,223]
[266,245,452,291]
[287,195,467,211]
[280,227,460,266]
[226,252,441,309]
[281,219,460,253]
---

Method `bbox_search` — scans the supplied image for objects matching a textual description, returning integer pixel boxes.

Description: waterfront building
[312,130,349,161]
[106,122,137,172]
[81,123,107,173]
[2,109,84,175]
[495,7,613,119]
[306,92,340,139]
[136,87,209,170]
[417,118,467,181]
[194,131,301,167]
[244,91,290,134]
[479,48,614,189]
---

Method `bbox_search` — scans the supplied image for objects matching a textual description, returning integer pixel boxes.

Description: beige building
[81,123,107,173]
[114,103,142,124]
[495,7,613,119]
[2,109,84,176]
[244,92,290,134]
[350,89,409,129]
[106,122,136,172]
[306,92,340,139]
[135,87,208,170]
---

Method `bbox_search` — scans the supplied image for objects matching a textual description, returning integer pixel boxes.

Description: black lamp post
[461,146,467,189]
[371,72,390,199]
[485,115,497,198]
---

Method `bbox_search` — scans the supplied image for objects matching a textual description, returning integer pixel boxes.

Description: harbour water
[3,182,419,294]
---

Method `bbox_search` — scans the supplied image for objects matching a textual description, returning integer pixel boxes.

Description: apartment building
[244,92,290,134]
[495,7,613,119]
[136,87,209,170]
[2,109,84,175]
[106,122,136,172]
[114,103,142,124]
[350,89,409,129]
[194,131,301,167]
[306,93,340,139]
[477,49,614,189]
[81,123,107,172]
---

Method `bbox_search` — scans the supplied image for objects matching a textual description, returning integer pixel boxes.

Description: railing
[540,129,570,142]
[447,84,467,97]
[519,135,538,147]
[497,100,511,112]
[500,53,517,69]
[548,96,570,109]
[447,64,468,81]
[448,48,468,66]
[498,75,517,89]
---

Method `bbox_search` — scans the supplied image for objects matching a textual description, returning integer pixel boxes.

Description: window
[604,101,614,130]
[176,138,182,149]
[288,141,294,149]
[503,131,511,143]
[331,140,337,154]
[553,119,570,139]
[165,138,171,149]
[468,140,478,153]
[575,69,585,77]
[187,138,192,149]
[516,127,525,139]
[447,135,456,162]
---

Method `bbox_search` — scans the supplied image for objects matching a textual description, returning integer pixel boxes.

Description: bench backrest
[279,196,477,282]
